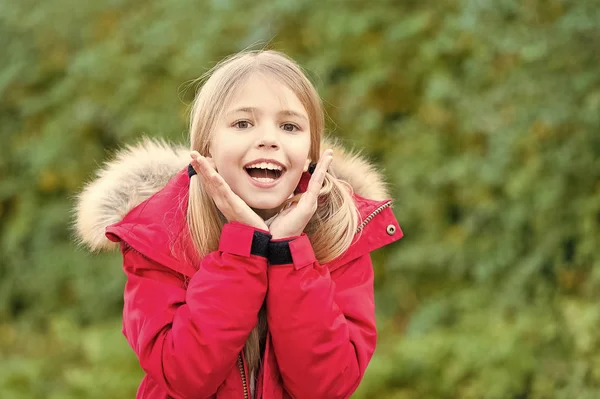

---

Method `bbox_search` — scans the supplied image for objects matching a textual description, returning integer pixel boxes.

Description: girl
[75,50,402,399]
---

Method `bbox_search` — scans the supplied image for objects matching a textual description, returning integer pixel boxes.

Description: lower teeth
[252,177,275,183]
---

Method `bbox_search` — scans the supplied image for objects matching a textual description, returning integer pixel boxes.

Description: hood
[74,137,390,252]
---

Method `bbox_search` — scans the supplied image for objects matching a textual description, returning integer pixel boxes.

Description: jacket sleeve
[266,234,377,399]
[121,222,269,399]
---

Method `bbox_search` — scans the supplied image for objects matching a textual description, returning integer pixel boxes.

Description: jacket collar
[75,137,401,274]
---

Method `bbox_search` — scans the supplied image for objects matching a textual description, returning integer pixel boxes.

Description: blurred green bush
[1,0,599,397]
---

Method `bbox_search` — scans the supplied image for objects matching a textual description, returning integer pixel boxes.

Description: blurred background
[1,0,599,398]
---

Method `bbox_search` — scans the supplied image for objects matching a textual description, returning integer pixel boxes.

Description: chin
[246,198,286,211]
[245,197,287,211]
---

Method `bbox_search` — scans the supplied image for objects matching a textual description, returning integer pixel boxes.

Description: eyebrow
[228,107,309,122]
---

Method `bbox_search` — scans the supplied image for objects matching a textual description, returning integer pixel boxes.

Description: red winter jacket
[75,139,402,399]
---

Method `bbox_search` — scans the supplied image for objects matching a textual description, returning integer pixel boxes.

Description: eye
[233,120,253,129]
[281,123,299,132]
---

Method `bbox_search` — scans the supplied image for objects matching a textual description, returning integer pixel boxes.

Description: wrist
[255,222,269,232]
[270,232,302,240]
[270,227,303,240]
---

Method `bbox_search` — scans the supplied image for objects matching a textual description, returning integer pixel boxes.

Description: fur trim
[74,136,389,252]
[323,136,389,202]
[74,138,189,251]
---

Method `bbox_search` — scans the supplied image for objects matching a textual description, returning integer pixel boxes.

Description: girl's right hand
[190,151,269,232]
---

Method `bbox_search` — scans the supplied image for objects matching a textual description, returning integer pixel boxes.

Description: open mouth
[244,162,285,183]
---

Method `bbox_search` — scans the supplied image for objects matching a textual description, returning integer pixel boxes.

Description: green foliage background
[1,0,599,397]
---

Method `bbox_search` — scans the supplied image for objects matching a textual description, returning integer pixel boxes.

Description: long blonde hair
[185,50,358,378]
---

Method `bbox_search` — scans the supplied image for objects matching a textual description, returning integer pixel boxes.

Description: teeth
[252,177,275,183]
[246,161,282,171]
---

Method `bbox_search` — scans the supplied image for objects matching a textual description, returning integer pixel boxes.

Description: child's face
[210,74,311,219]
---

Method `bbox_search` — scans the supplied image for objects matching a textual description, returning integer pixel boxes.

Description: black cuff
[250,231,271,257]
[268,240,294,265]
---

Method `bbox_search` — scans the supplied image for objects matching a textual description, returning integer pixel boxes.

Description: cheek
[215,153,240,180]
[287,148,310,184]
[210,138,243,173]
[288,137,311,165]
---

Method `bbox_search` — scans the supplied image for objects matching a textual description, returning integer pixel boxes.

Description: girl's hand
[269,149,334,240]
[190,152,268,231]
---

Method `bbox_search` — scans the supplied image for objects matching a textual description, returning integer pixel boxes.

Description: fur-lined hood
[74,137,390,252]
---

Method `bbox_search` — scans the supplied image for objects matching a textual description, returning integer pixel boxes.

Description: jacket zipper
[356,200,392,233]
[237,353,249,399]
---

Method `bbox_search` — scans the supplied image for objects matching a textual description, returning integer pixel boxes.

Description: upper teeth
[246,162,283,171]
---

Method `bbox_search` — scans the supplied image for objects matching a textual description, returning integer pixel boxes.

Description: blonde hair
[185,50,358,378]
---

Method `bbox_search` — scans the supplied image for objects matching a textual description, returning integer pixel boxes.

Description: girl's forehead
[225,74,307,116]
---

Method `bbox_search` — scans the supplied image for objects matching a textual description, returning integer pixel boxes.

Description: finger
[192,155,222,198]
[313,149,333,180]
[198,160,240,208]
[198,160,234,215]
[317,149,334,176]
[213,172,236,199]
[302,150,333,205]
[211,175,259,224]
[192,155,236,205]
[191,153,248,222]
[190,151,205,174]
[190,151,201,172]
[194,155,216,179]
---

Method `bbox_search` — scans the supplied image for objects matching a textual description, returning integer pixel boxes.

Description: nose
[258,139,279,150]
[256,125,280,150]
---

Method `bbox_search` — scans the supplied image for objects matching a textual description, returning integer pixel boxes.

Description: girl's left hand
[269,149,334,240]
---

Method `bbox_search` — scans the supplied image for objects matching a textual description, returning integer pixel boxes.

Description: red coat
[78,139,403,398]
